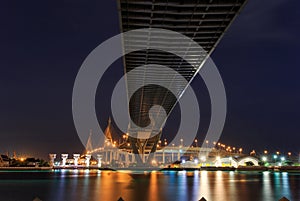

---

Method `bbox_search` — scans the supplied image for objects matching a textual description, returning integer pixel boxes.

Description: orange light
[288,152,291,156]
[264,150,268,154]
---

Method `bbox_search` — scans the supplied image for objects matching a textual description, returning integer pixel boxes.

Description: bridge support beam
[49,154,56,167]
[85,154,91,167]
[97,154,102,168]
[61,154,68,167]
[73,154,80,167]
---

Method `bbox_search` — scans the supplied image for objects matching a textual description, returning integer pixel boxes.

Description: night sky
[0,0,299,159]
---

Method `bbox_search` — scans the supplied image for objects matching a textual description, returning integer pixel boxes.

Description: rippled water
[0,170,299,201]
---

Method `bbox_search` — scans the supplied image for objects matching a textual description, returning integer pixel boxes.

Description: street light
[273,155,278,164]
[201,156,206,166]
[194,139,198,147]
[262,156,267,162]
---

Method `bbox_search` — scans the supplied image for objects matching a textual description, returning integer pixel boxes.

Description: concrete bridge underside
[118,0,248,164]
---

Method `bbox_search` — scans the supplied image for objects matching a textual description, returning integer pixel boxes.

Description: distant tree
[38,159,49,167]
[245,161,255,166]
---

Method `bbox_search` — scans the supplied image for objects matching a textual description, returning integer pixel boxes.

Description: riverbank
[1,166,300,172]
[161,166,300,172]
[0,166,52,171]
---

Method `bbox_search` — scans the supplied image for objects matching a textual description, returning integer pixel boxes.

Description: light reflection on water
[0,170,299,201]
[262,171,273,201]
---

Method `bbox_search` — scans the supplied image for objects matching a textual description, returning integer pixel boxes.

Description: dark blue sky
[0,0,299,158]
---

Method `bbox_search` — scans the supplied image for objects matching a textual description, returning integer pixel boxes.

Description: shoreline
[1,166,300,172]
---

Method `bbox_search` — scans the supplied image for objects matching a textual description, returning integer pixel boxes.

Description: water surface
[0,170,299,201]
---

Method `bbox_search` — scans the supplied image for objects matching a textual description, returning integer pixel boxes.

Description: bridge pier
[85,154,91,167]
[61,154,68,167]
[73,154,80,167]
[49,154,56,167]
[97,154,102,168]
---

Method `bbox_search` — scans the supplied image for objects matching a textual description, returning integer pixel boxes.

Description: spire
[85,130,93,153]
[104,117,113,141]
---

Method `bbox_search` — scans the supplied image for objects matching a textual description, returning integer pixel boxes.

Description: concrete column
[105,151,108,163]
[85,154,91,167]
[49,154,56,167]
[110,151,113,163]
[61,154,68,167]
[73,154,80,167]
[116,150,119,161]
[129,154,133,163]
[97,154,102,168]
[177,151,180,161]
[125,153,129,166]
[152,153,156,164]
[162,150,165,164]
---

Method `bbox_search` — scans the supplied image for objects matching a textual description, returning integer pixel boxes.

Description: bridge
[117,0,248,164]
